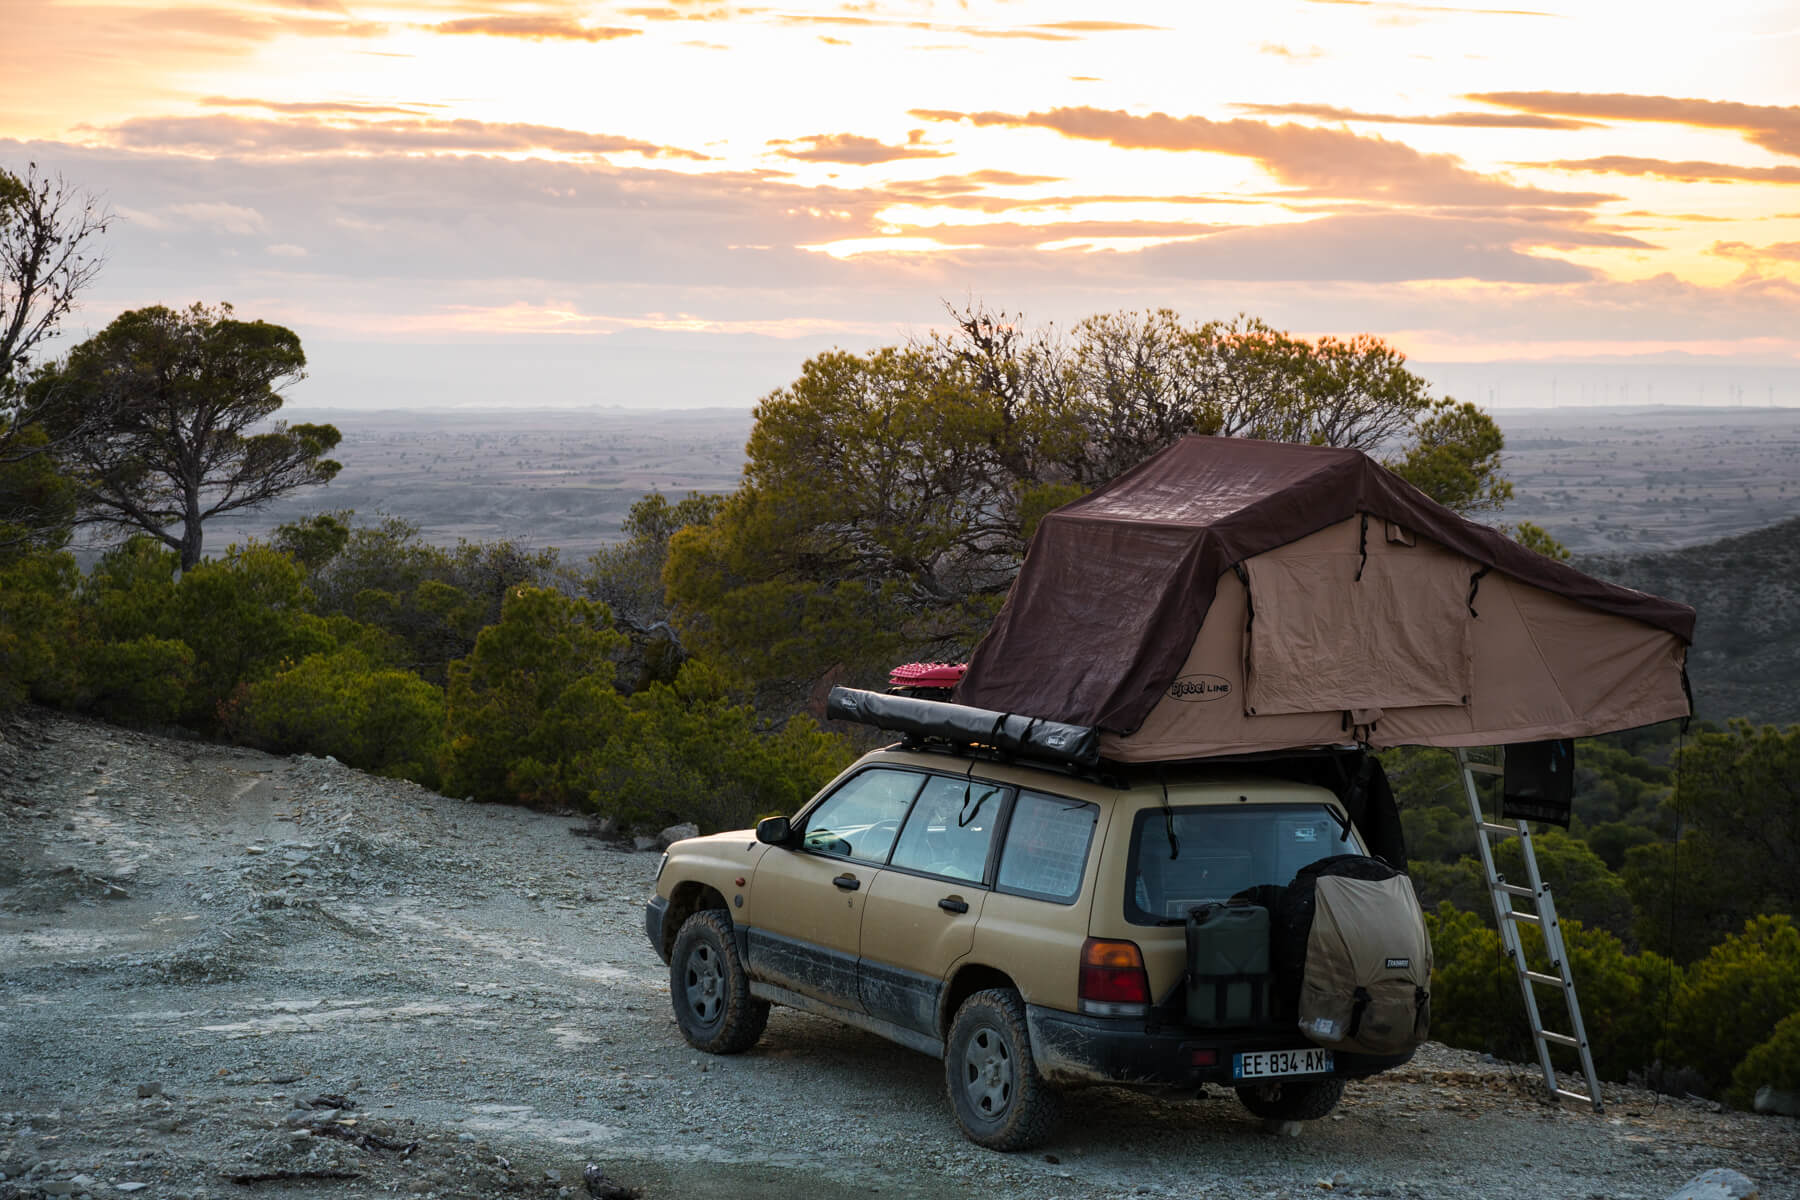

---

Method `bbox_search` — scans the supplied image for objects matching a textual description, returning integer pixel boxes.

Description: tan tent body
[955,437,1693,760]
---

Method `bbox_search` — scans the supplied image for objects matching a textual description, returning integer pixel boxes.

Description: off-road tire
[1233,1076,1345,1121]
[669,909,769,1055]
[944,988,1060,1151]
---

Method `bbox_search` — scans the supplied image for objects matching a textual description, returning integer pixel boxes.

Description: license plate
[1233,1048,1334,1080]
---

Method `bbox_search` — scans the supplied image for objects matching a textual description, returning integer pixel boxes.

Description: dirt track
[2,707,1795,1200]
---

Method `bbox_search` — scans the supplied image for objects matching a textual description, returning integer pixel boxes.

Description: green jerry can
[1185,900,1274,1027]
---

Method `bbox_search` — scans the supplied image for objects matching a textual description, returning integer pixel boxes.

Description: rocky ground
[1,707,1795,1200]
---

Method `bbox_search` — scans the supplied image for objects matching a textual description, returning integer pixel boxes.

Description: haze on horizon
[6,0,1799,410]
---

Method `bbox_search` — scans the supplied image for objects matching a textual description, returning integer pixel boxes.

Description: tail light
[1079,937,1150,1017]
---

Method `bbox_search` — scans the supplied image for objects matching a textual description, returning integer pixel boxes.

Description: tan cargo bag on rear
[1296,870,1432,1056]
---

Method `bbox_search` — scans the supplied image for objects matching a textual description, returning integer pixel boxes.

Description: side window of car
[800,768,926,863]
[888,775,1006,883]
[995,790,1099,904]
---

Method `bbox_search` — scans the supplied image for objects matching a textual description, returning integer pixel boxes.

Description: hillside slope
[1584,515,1800,727]
[3,707,1794,1198]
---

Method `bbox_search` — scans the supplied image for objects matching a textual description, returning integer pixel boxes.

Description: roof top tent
[952,436,1694,761]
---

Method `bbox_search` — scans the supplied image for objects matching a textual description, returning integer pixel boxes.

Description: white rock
[1666,1167,1759,1200]
[658,822,699,849]
[1753,1086,1800,1117]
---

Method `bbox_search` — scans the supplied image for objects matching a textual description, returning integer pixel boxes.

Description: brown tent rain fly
[953,437,1694,761]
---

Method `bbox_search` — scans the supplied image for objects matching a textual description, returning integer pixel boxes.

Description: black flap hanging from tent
[1501,739,1576,828]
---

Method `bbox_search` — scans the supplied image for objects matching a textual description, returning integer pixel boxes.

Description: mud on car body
[645,736,1420,1151]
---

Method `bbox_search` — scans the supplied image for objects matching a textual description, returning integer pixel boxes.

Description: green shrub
[77,636,195,724]
[1729,1011,1800,1108]
[1424,902,1676,1082]
[556,661,854,830]
[1493,829,1636,943]
[0,550,78,708]
[79,537,180,644]
[442,586,625,804]
[167,544,337,724]
[229,648,445,784]
[1667,914,1800,1097]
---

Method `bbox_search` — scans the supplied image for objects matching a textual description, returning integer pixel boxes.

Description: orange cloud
[94,115,707,160]
[427,16,641,41]
[767,133,950,165]
[895,170,1066,197]
[201,96,439,116]
[130,7,386,40]
[1233,102,1594,131]
[1470,92,1800,158]
[1711,241,1800,262]
[1526,157,1800,185]
[911,107,1617,207]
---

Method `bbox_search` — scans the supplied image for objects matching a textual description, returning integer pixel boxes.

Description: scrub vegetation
[1,163,1793,1112]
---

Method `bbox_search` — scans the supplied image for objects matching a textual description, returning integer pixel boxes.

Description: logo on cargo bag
[1385,957,1411,969]
[1168,673,1232,703]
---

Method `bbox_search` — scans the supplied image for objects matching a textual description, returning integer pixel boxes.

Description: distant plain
[197,404,1800,563]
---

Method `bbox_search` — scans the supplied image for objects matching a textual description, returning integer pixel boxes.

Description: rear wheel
[669,909,769,1054]
[944,988,1059,1151]
[1234,1076,1345,1121]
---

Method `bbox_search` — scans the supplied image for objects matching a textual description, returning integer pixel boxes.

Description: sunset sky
[5,0,1799,408]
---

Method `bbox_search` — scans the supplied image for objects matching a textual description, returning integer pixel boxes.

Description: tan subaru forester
[645,728,1419,1150]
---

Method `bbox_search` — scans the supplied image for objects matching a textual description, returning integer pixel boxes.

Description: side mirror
[756,816,793,846]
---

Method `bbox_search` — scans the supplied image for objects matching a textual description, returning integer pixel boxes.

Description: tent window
[1242,548,1474,717]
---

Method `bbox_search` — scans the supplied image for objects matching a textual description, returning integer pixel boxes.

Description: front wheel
[1234,1076,1345,1121]
[944,989,1059,1151]
[669,909,769,1054]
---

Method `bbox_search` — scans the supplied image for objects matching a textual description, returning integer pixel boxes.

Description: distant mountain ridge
[1583,515,1800,727]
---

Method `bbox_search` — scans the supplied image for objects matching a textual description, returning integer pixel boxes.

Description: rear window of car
[1124,804,1361,925]
[995,790,1099,904]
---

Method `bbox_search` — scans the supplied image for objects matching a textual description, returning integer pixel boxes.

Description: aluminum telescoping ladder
[1455,747,1604,1112]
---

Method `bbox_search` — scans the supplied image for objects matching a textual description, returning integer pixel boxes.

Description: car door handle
[832,873,861,891]
[938,896,969,914]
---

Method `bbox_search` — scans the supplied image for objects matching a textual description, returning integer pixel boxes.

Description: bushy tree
[442,585,626,805]
[35,303,340,568]
[227,648,445,784]
[288,512,555,684]
[1672,722,1800,917]
[165,544,337,724]
[1,164,109,404]
[586,490,725,689]
[75,636,194,725]
[0,420,76,556]
[1729,1010,1800,1108]
[1493,830,1636,943]
[667,305,1521,703]
[0,549,77,708]
[1425,903,1674,1082]
[548,661,854,830]
[1667,914,1800,1096]
[442,585,852,827]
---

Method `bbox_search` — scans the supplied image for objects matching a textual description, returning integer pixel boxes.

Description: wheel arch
[662,881,729,960]
[938,962,1019,1040]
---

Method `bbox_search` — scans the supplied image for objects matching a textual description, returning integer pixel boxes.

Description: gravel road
[2,707,1795,1200]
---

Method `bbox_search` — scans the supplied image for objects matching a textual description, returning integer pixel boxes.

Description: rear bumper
[1025,1004,1413,1090]
[644,895,670,963]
